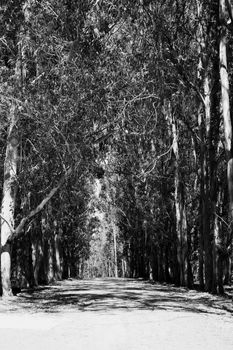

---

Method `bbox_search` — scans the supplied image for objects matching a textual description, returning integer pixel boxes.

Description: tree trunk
[196,0,220,293]
[112,223,118,278]
[32,239,43,286]
[54,231,62,280]
[196,0,206,290]
[0,0,32,297]
[166,101,188,286]
[219,0,233,224]
[1,105,18,297]
[47,238,55,283]
[30,219,43,286]
[219,0,233,294]
[213,207,219,294]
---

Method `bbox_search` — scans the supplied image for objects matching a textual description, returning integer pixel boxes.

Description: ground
[0,278,233,349]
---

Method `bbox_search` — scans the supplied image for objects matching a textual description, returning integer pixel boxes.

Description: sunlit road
[0,278,232,350]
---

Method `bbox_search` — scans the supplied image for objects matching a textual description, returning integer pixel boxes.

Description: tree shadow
[1,278,233,316]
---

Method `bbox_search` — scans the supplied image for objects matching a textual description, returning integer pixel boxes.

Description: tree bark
[166,101,188,286]
[196,0,221,292]
[219,0,233,294]
[1,105,18,297]
[219,0,233,219]
[0,0,33,297]
[54,230,62,280]
[112,223,118,278]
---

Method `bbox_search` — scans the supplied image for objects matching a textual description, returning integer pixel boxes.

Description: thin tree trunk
[54,232,62,280]
[203,73,215,292]
[196,0,206,290]
[32,239,43,286]
[214,187,224,294]
[213,194,220,293]
[47,238,55,283]
[166,101,188,286]
[112,223,118,278]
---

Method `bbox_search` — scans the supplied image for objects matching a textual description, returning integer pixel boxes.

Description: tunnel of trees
[0,0,233,297]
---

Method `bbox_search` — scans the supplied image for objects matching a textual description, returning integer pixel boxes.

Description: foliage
[0,0,232,295]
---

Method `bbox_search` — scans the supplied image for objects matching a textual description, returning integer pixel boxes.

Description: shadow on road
[1,278,233,315]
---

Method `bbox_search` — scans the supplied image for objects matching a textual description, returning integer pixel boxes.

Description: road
[0,278,233,350]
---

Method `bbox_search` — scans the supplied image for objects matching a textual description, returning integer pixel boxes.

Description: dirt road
[0,278,233,350]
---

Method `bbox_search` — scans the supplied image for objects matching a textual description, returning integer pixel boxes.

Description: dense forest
[0,0,233,298]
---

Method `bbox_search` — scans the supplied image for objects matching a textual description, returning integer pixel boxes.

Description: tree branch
[226,0,233,24]
[0,215,15,234]
[7,168,72,243]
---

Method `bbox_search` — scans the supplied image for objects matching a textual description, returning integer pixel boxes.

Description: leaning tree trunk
[1,105,18,297]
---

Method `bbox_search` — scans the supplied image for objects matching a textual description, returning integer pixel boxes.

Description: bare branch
[215,212,230,228]
[0,215,14,234]
[140,145,173,178]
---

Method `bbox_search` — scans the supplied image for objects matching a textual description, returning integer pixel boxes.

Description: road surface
[0,278,233,350]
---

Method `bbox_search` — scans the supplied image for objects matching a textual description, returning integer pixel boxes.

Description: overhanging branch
[6,167,72,243]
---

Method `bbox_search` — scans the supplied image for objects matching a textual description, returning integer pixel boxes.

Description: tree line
[0,0,233,297]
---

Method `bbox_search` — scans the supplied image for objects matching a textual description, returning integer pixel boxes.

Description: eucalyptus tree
[0,0,99,296]
[1,0,233,296]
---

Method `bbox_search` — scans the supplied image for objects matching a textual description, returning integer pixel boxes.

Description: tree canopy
[0,0,233,297]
